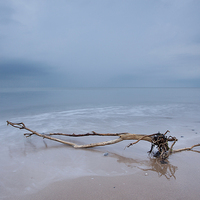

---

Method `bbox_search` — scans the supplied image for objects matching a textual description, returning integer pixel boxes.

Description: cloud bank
[0,0,200,88]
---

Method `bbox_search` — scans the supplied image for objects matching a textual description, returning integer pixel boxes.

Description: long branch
[6,121,152,148]
[7,121,199,154]
[48,131,128,137]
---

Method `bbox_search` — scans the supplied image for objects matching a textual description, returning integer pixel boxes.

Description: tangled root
[149,132,173,160]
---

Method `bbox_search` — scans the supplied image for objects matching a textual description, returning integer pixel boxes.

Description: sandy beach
[1,131,200,200]
[1,88,200,200]
[24,164,200,200]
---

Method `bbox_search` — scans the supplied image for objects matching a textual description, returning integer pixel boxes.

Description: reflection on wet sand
[138,158,177,180]
[11,138,178,180]
[107,152,178,180]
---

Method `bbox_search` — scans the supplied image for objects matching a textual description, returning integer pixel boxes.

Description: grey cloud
[0,0,200,88]
[0,59,74,88]
[0,59,53,88]
[0,2,15,25]
[0,60,48,80]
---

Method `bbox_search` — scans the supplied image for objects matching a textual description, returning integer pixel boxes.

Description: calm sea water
[1,87,200,134]
[1,87,200,117]
[0,88,200,197]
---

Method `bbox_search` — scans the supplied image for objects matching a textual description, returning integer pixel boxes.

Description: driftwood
[7,121,200,160]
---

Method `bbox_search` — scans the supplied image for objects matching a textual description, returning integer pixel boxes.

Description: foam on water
[3,103,199,133]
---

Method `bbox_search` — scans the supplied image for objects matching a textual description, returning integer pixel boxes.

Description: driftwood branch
[7,121,152,148]
[172,144,200,153]
[7,121,200,160]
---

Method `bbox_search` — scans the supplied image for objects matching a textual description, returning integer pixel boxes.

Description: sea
[1,87,200,134]
[0,87,200,197]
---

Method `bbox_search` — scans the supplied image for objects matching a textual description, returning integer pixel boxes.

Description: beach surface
[1,130,200,200]
[1,88,200,199]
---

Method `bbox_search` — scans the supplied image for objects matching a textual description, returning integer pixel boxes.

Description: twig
[166,137,178,158]
[48,131,128,137]
[125,133,156,149]
[172,144,200,153]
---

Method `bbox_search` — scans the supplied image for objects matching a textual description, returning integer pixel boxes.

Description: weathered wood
[6,121,152,148]
[172,144,200,153]
[6,121,200,159]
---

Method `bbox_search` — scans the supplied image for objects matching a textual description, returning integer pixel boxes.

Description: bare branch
[6,121,153,149]
[172,144,200,153]
[7,121,77,147]
[6,121,200,160]
[125,133,155,149]
[48,131,128,137]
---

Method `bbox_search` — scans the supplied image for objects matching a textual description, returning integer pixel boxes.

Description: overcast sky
[0,0,200,88]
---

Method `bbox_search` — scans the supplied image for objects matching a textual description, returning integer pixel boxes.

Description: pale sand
[4,143,200,200]
[1,130,200,200]
[22,164,200,200]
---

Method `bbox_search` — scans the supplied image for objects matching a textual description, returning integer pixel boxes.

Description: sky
[0,0,200,88]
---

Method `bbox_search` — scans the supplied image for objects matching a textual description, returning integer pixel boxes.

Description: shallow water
[0,88,200,198]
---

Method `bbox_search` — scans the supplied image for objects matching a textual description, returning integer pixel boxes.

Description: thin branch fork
[172,144,200,153]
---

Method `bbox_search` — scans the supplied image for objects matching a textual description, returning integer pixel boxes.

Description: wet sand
[23,167,200,200]
[1,88,200,199]
[1,133,200,200]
